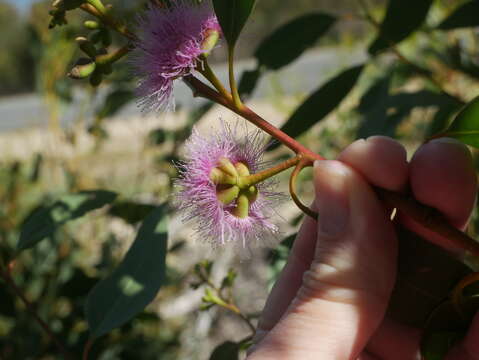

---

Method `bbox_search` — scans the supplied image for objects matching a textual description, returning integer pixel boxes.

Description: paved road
[0,47,365,132]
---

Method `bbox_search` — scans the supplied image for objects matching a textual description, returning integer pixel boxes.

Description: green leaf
[85,205,168,338]
[108,201,156,225]
[18,190,117,251]
[148,128,168,145]
[426,101,461,137]
[273,64,364,147]
[387,228,472,327]
[209,341,240,360]
[438,1,479,30]
[358,89,458,139]
[0,284,16,316]
[444,43,479,82]
[212,0,256,47]
[238,68,262,99]
[421,331,462,360]
[368,0,433,54]
[420,296,479,359]
[29,153,43,183]
[254,13,336,70]
[438,95,479,147]
[61,268,97,299]
[237,13,336,99]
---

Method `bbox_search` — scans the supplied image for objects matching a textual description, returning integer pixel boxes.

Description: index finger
[401,138,477,253]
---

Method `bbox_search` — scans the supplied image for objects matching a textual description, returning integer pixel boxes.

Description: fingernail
[313,160,351,237]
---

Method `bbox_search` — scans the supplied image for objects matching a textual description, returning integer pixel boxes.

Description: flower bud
[201,29,220,57]
[84,20,100,30]
[232,194,249,218]
[68,58,96,79]
[53,0,84,11]
[76,37,97,58]
[216,185,240,205]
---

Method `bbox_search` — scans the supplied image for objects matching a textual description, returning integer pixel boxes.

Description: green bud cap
[217,157,238,177]
[53,0,84,11]
[232,194,249,219]
[201,29,220,57]
[235,162,250,177]
[68,58,96,79]
[209,168,224,183]
[245,186,258,203]
[84,20,100,29]
[209,168,236,185]
[217,185,240,205]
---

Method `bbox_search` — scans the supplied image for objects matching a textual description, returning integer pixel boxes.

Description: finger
[446,312,479,360]
[365,317,422,360]
[248,160,397,359]
[401,138,477,253]
[253,215,317,344]
[338,138,424,360]
[357,352,382,360]
[338,136,409,191]
[254,136,408,343]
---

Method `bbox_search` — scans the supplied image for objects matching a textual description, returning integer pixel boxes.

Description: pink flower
[132,0,221,112]
[174,122,282,250]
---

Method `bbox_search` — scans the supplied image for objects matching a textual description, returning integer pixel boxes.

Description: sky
[7,0,35,11]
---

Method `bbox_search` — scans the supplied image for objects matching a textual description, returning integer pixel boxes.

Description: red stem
[184,74,479,258]
[184,75,323,160]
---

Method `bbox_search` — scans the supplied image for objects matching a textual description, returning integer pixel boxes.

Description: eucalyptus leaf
[18,190,117,251]
[108,201,156,225]
[426,101,462,137]
[272,64,364,147]
[445,43,479,82]
[358,88,458,139]
[0,285,16,316]
[421,331,463,360]
[29,153,43,183]
[238,68,262,99]
[438,0,479,30]
[212,0,256,47]
[369,0,433,54]
[85,205,168,338]
[436,95,479,147]
[387,228,471,327]
[420,296,479,360]
[209,341,240,360]
[254,13,336,70]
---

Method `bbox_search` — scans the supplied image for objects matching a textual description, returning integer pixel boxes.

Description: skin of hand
[247,136,479,360]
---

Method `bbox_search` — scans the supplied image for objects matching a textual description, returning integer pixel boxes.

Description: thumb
[248,160,398,360]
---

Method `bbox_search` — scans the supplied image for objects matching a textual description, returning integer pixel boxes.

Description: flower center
[209,157,258,219]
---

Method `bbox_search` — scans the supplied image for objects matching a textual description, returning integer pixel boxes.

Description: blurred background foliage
[2,0,479,359]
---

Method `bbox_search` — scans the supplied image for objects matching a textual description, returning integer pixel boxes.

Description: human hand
[247,137,478,360]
